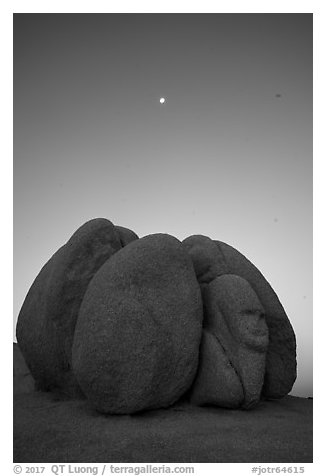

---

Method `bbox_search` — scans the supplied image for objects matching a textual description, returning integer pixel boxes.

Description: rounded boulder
[190,275,269,409]
[16,218,122,396]
[214,241,297,399]
[72,233,203,414]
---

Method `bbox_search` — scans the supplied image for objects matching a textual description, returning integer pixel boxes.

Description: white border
[3,1,324,472]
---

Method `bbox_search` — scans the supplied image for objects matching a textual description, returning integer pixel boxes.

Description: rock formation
[16,218,128,396]
[72,234,203,414]
[182,235,296,404]
[214,240,297,399]
[16,219,296,414]
[190,275,269,408]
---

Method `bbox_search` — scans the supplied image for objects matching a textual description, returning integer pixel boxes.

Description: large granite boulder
[72,233,203,414]
[15,218,296,414]
[190,275,269,408]
[214,240,296,399]
[16,218,122,396]
[182,235,296,400]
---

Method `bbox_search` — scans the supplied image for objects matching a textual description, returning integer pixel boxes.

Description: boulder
[190,275,269,408]
[72,233,203,414]
[16,218,122,396]
[116,225,139,247]
[182,234,296,399]
[214,241,297,399]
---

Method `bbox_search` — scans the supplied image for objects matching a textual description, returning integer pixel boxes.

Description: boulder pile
[16,218,296,414]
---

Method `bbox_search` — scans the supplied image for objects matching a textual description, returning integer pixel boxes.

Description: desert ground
[14,344,312,463]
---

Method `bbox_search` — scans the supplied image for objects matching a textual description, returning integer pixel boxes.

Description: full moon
[159,97,166,104]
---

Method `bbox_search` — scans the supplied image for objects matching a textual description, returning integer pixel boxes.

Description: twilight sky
[13,13,312,397]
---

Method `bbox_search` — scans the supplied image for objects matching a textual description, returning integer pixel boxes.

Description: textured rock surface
[13,343,35,395]
[72,233,203,414]
[190,275,269,408]
[16,218,122,396]
[190,330,244,408]
[15,217,297,413]
[116,225,139,247]
[214,241,297,399]
[182,234,296,399]
[182,235,228,285]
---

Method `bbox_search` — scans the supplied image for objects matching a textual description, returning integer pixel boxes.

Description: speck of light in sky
[159,97,166,104]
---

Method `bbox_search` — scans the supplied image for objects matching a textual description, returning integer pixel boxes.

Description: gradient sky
[13,13,312,397]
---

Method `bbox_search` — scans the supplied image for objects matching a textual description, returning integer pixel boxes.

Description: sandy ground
[13,390,312,463]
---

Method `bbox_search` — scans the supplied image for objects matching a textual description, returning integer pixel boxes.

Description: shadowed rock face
[72,234,203,414]
[182,235,296,403]
[190,275,269,409]
[116,226,139,247]
[215,241,297,399]
[13,343,35,395]
[16,218,122,396]
[190,330,244,408]
[182,235,228,285]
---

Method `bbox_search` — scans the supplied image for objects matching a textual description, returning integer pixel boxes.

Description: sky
[13,13,312,397]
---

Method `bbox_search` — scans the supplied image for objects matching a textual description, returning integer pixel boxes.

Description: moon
[159,97,166,104]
